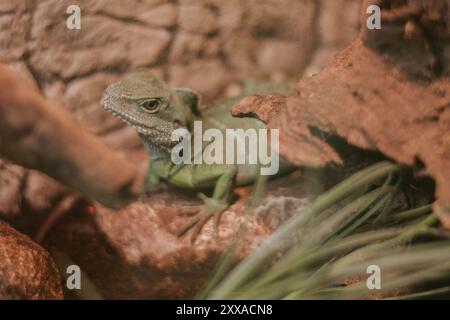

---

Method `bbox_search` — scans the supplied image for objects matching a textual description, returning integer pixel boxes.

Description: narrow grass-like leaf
[208,162,399,299]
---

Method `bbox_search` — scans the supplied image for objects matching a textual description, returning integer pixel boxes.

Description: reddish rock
[256,40,307,75]
[64,73,122,135]
[231,0,450,226]
[0,220,63,300]
[30,4,172,79]
[87,0,168,18]
[168,59,231,102]
[43,176,315,299]
[24,171,68,214]
[178,5,218,35]
[169,32,221,63]
[0,160,25,219]
[138,3,178,28]
[232,94,287,124]
[0,7,30,61]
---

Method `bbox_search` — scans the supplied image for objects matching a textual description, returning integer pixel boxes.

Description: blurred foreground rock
[0,220,63,299]
[0,63,146,209]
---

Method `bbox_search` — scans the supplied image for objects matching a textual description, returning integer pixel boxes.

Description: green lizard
[102,71,293,241]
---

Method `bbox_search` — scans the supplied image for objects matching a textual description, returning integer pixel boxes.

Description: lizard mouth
[102,99,183,145]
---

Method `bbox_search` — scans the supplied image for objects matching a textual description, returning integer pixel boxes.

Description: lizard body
[102,71,292,240]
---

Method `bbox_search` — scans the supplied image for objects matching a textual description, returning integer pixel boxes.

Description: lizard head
[102,71,196,153]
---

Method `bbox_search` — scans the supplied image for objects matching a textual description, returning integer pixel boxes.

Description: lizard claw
[178,194,228,243]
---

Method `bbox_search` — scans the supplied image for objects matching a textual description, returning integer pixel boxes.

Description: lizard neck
[139,103,202,161]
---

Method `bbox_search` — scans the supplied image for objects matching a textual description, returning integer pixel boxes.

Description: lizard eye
[140,100,160,113]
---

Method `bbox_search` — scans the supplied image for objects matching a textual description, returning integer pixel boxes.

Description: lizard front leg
[166,163,238,242]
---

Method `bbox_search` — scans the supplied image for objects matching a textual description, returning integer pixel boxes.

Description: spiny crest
[106,71,171,99]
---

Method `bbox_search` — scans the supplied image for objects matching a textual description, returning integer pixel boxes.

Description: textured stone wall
[1,0,359,147]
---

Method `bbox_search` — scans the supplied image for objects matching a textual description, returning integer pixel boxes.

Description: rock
[0,220,63,299]
[0,161,69,238]
[43,175,316,299]
[256,40,307,75]
[65,73,118,112]
[318,0,360,47]
[232,94,287,124]
[222,0,317,80]
[24,171,67,214]
[0,63,146,210]
[222,35,260,79]
[244,0,316,41]
[168,59,231,102]
[0,0,28,12]
[304,0,360,75]
[0,160,25,219]
[304,47,342,76]
[64,73,123,135]
[138,3,178,28]
[0,158,66,225]
[230,0,450,226]
[42,81,67,106]
[178,5,218,35]
[87,0,168,18]
[1,170,69,240]
[169,31,221,63]
[216,0,245,34]
[30,2,172,79]
[0,11,30,61]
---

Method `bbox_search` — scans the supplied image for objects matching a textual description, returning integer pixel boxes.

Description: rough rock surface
[0,220,63,299]
[0,0,361,299]
[43,175,316,299]
[232,0,450,225]
[0,160,26,219]
[0,0,359,220]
